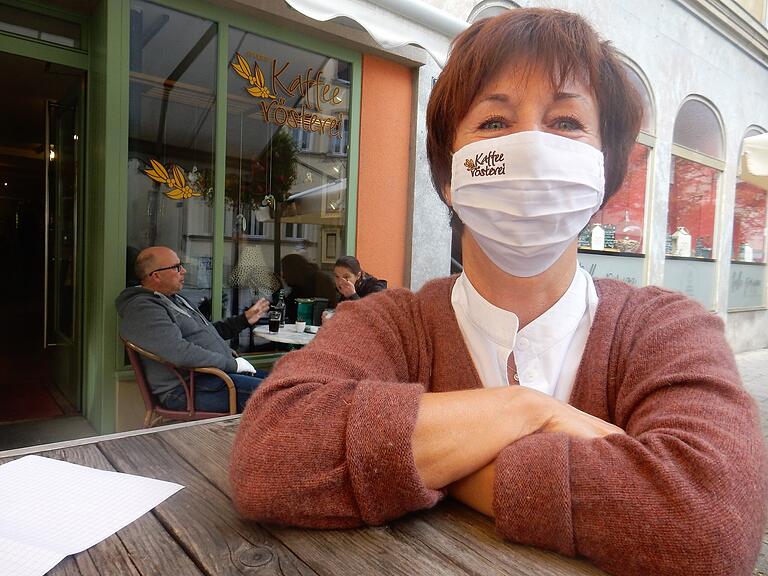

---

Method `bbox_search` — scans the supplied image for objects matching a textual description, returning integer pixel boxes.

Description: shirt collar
[452,273,519,348]
[452,265,589,353]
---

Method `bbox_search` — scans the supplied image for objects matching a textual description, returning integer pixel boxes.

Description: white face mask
[450,130,605,277]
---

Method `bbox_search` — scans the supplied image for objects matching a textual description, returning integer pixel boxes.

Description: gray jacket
[116,287,248,399]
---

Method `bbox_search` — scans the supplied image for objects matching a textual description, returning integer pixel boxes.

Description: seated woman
[334,256,387,302]
[230,9,767,576]
[279,253,337,321]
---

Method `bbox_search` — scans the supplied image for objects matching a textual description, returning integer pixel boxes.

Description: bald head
[135,246,186,294]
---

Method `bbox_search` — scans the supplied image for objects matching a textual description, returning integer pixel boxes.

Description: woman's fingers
[543,401,625,438]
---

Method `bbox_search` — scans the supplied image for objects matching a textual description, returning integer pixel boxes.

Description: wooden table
[0,417,608,576]
[253,323,316,347]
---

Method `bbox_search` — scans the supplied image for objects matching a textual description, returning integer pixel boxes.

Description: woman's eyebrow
[478,92,587,105]
[554,91,588,102]
[477,93,510,104]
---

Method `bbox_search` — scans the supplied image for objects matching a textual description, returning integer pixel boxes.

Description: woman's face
[334,266,359,287]
[450,62,601,179]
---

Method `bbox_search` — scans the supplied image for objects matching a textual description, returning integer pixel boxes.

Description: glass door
[45,97,81,408]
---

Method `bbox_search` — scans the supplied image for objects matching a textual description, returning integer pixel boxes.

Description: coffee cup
[295,321,307,332]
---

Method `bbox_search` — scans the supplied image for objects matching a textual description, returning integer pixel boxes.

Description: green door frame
[88,0,363,433]
[0,2,90,418]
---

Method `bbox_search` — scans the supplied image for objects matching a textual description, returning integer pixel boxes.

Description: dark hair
[427,9,642,216]
[334,255,362,275]
[281,253,318,286]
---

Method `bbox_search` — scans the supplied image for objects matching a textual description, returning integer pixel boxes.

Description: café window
[663,97,725,310]
[578,63,654,287]
[225,28,352,330]
[729,127,767,309]
[0,4,82,48]
[126,1,217,310]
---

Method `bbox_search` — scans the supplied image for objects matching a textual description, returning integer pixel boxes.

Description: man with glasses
[116,246,270,413]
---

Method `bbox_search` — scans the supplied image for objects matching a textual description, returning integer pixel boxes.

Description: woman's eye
[479,117,506,130]
[552,116,585,131]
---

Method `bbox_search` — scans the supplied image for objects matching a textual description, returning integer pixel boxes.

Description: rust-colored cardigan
[230,277,767,576]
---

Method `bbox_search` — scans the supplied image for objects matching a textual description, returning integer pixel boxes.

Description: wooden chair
[122,338,237,428]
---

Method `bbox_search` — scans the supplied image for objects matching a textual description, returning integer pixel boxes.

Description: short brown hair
[427,9,642,211]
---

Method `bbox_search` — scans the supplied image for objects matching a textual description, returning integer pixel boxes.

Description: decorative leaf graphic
[232,53,252,81]
[252,61,275,98]
[165,188,186,200]
[144,158,170,183]
[170,165,186,189]
[144,158,203,202]
[247,86,272,98]
[231,52,275,100]
[253,61,265,87]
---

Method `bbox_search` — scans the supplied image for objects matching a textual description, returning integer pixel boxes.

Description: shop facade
[0,0,425,433]
[2,0,767,435]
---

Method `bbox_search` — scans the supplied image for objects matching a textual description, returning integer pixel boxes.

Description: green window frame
[122,0,362,321]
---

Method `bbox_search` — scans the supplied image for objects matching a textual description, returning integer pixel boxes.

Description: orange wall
[355,54,413,288]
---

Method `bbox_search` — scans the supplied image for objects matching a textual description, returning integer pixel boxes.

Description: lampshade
[740,132,768,190]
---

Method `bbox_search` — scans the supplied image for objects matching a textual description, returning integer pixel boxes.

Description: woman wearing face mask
[231,10,767,576]
[334,256,387,302]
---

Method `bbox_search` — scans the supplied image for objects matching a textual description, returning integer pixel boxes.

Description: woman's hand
[540,397,625,439]
[445,395,624,519]
[412,386,624,491]
[336,277,357,298]
[244,298,270,325]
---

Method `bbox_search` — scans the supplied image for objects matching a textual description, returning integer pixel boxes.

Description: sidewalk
[737,349,768,440]
[735,349,768,576]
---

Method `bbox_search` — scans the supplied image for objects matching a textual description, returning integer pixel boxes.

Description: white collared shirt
[450,265,598,401]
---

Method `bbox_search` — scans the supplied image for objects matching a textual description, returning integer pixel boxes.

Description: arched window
[729,126,767,310]
[578,62,655,287]
[664,97,725,310]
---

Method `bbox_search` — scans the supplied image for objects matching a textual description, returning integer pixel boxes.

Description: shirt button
[516,337,529,351]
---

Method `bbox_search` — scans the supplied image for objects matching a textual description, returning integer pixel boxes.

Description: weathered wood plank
[98,432,318,576]
[48,553,100,576]
[157,418,237,494]
[161,421,476,575]
[393,500,608,576]
[162,420,604,575]
[13,445,203,576]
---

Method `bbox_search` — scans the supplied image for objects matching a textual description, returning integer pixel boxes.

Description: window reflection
[127,1,216,312]
[581,142,649,254]
[225,28,351,343]
[667,157,718,258]
[733,180,766,263]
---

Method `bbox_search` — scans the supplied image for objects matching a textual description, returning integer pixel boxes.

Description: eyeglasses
[148,262,185,275]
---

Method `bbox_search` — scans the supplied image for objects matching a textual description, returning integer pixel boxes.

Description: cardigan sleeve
[229,290,443,528]
[492,288,768,576]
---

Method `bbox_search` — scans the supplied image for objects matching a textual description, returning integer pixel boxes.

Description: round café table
[253,324,316,347]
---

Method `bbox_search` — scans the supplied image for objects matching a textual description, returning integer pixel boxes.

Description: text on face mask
[464,150,506,177]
